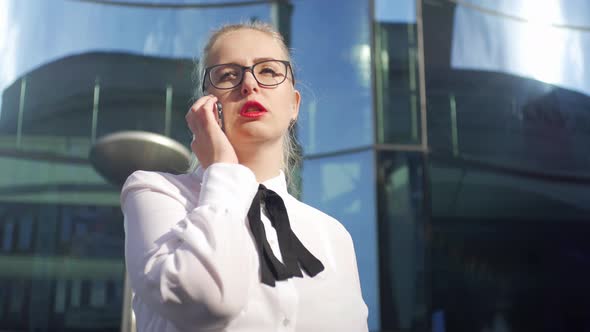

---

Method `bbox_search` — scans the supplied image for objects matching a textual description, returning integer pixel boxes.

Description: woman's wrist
[198,163,258,215]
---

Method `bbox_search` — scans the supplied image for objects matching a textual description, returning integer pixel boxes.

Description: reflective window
[293,0,373,155]
[0,204,124,331]
[0,0,271,115]
[429,157,590,331]
[55,279,67,313]
[2,221,14,252]
[377,151,428,331]
[8,280,25,314]
[90,280,106,308]
[425,0,590,175]
[17,213,33,251]
[423,0,590,330]
[374,0,422,144]
[0,1,273,330]
[71,279,82,308]
[301,150,380,330]
[0,285,5,320]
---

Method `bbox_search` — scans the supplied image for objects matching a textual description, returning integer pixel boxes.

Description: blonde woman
[121,22,368,332]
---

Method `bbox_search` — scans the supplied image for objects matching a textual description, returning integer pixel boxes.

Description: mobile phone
[216,102,225,133]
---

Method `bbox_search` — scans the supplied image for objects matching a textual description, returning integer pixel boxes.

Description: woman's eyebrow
[214,57,283,67]
[252,57,280,63]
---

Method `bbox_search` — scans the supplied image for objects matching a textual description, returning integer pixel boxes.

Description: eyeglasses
[202,59,295,93]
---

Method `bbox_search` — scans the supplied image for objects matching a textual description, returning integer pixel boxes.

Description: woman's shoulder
[121,170,199,206]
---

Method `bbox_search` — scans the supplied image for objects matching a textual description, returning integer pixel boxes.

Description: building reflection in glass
[301,150,380,329]
[422,0,590,331]
[0,1,272,331]
[1,0,588,331]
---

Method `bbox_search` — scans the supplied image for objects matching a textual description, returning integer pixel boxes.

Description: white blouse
[121,163,369,332]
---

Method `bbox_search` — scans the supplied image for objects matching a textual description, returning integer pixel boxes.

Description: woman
[121,22,368,332]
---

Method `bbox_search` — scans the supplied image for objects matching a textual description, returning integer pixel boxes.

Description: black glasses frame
[201,59,295,93]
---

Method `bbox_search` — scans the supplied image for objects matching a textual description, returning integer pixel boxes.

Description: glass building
[1,0,589,331]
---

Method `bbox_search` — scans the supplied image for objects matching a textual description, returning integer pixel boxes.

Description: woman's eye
[259,67,279,76]
[219,71,238,81]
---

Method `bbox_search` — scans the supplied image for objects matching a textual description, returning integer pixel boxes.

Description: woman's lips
[240,101,267,119]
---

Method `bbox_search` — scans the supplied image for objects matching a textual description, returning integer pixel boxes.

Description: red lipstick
[240,101,267,119]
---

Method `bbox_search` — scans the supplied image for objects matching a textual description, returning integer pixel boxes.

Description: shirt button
[176,220,188,230]
[282,318,290,326]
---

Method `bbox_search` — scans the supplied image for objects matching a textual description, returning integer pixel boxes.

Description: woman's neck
[235,141,283,183]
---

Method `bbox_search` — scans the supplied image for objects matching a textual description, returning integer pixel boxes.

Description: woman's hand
[186,95,238,169]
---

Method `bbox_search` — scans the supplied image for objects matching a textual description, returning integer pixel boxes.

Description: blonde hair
[190,22,301,191]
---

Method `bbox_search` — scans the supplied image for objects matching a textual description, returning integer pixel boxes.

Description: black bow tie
[247,184,325,286]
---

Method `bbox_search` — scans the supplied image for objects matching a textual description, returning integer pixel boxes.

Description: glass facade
[301,150,379,329]
[294,0,373,155]
[374,0,422,145]
[0,1,271,331]
[376,151,428,330]
[1,0,589,331]
[422,0,590,331]
[0,204,124,331]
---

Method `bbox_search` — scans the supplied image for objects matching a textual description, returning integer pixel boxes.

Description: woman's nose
[241,71,259,95]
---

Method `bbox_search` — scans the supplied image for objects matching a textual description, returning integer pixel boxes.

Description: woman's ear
[292,89,301,121]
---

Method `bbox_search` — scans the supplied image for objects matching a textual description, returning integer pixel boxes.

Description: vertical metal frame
[416,1,433,331]
[368,0,385,331]
[371,0,432,329]
[416,0,429,151]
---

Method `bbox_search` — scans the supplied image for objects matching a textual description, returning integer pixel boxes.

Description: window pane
[0,285,5,320]
[54,279,66,314]
[0,1,273,330]
[17,213,33,251]
[294,0,373,155]
[2,221,14,252]
[429,156,590,331]
[90,280,106,308]
[0,204,125,331]
[377,151,428,331]
[423,1,590,330]
[301,150,380,330]
[71,279,81,308]
[425,0,590,175]
[374,0,421,144]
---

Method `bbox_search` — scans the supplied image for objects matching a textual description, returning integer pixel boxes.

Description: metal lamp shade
[89,131,191,186]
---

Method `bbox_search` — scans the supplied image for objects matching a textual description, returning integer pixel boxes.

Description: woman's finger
[186,95,217,133]
[200,97,220,130]
[188,95,214,113]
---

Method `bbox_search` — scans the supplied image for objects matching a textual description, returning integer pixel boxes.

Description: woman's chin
[230,126,283,146]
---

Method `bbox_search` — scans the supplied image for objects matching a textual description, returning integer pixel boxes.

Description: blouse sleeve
[121,163,259,331]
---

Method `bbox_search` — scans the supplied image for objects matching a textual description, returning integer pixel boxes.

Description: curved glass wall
[293,0,379,330]
[301,150,379,330]
[377,151,428,331]
[12,0,587,331]
[0,1,271,331]
[423,0,590,331]
[293,0,373,155]
[374,0,422,145]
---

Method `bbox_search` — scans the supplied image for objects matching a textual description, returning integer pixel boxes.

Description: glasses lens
[209,64,242,89]
[253,60,287,86]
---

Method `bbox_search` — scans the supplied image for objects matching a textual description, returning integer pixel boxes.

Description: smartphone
[216,102,225,133]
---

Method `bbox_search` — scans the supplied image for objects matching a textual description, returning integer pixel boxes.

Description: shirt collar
[262,170,288,195]
[193,165,288,195]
